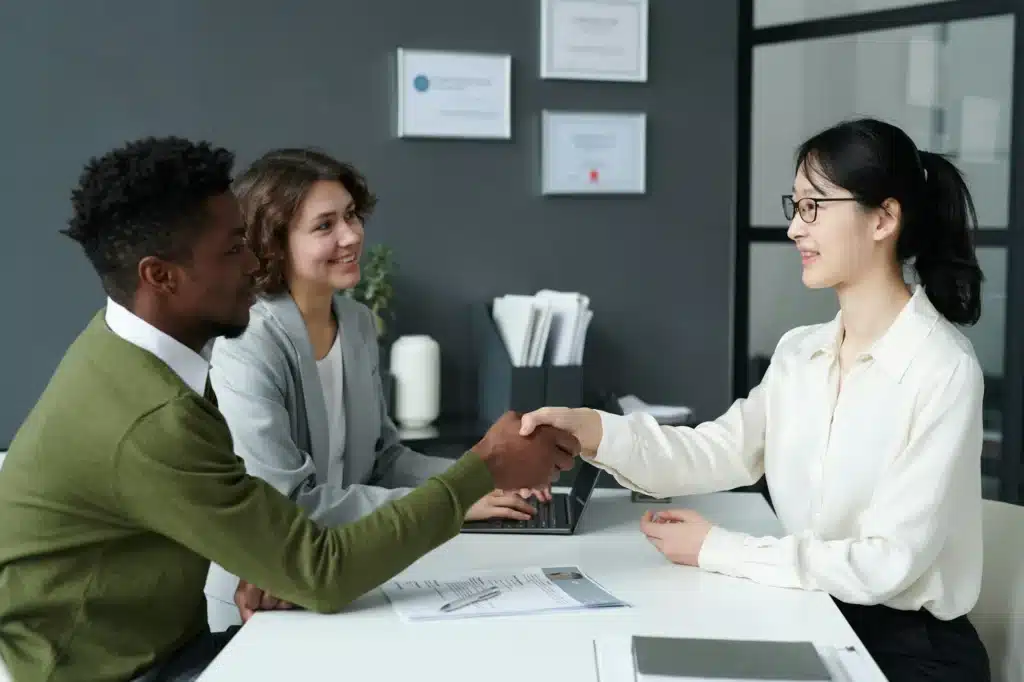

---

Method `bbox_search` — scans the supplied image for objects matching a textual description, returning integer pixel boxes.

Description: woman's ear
[873,198,901,242]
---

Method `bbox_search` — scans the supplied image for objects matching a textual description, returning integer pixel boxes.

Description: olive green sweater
[0,313,493,682]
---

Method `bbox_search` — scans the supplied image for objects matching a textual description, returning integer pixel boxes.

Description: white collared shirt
[592,286,984,619]
[104,298,210,395]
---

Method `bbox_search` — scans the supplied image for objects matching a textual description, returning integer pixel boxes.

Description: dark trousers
[131,626,241,682]
[833,599,990,682]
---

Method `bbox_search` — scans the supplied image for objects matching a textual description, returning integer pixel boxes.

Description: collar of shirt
[798,285,939,382]
[104,297,210,395]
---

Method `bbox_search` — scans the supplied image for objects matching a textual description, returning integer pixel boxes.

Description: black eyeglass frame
[782,194,860,223]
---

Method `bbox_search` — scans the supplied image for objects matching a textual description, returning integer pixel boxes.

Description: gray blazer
[203,292,453,614]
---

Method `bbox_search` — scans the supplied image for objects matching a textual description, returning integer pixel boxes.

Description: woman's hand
[517,485,553,503]
[639,509,714,567]
[519,407,603,455]
[465,489,537,522]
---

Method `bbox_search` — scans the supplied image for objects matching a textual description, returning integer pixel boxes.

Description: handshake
[470,410,582,491]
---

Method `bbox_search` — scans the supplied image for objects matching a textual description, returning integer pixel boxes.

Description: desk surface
[199,491,885,681]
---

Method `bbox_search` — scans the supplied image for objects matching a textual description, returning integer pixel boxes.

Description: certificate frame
[540,0,649,82]
[540,110,647,196]
[395,48,512,140]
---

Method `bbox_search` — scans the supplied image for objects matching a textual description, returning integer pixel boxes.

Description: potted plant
[348,244,397,407]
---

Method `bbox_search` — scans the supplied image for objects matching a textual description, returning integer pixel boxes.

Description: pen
[439,586,502,613]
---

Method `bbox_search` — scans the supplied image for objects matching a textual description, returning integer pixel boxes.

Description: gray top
[203,292,453,610]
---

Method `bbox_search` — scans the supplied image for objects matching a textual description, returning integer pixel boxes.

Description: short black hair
[62,136,235,303]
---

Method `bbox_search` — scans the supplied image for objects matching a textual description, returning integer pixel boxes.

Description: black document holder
[474,304,584,426]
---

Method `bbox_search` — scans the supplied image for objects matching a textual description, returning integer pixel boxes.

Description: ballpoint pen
[439,586,502,613]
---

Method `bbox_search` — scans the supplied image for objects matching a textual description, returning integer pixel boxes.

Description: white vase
[389,335,441,429]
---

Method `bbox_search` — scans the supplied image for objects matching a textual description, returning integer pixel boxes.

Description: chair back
[970,499,1024,682]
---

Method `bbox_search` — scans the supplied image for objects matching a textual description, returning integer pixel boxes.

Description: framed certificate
[395,48,512,139]
[540,0,649,82]
[541,111,647,195]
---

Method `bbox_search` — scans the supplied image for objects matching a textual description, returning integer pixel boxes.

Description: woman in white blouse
[520,118,990,681]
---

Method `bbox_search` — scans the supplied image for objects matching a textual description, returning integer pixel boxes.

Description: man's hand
[465,489,537,521]
[473,411,579,491]
[234,580,294,623]
[639,509,714,567]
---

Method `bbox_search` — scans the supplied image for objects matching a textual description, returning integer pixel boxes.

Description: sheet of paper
[527,303,554,367]
[572,309,593,364]
[493,295,539,367]
[535,290,590,366]
[381,566,627,622]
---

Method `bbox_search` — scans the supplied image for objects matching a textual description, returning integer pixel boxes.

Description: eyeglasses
[782,195,859,223]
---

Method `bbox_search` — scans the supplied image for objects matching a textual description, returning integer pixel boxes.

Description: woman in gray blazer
[204,149,545,630]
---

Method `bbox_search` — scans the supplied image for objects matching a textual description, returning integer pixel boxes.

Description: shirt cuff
[592,410,633,466]
[697,525,751,577]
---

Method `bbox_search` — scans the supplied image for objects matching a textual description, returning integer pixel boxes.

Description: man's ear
[874,198,901,242]
[137,256,179,295]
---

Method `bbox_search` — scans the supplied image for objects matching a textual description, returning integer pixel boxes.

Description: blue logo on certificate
[413,74,430,92]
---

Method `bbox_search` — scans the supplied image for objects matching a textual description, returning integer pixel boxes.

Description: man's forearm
[227,453,494,613]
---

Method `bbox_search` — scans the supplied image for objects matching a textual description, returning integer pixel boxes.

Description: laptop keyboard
[483,495,570,529]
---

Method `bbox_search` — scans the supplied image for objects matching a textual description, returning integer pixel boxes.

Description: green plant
[349,244,396,341]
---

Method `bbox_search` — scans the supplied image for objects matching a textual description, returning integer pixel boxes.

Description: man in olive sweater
[0,137,579,682]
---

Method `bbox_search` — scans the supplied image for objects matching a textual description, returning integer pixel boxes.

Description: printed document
[381,565,627,622]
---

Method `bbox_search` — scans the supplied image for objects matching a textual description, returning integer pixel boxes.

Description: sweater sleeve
[114,394,493,613]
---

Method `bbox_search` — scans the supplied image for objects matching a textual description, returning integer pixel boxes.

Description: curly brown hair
[233,148,377,295]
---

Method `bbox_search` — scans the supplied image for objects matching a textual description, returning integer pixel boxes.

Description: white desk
[198,491,886,681]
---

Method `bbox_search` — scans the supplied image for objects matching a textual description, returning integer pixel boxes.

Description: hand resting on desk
[235,579,295,622]
[640,509,714,567]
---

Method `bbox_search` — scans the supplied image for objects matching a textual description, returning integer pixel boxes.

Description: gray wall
[0,0,738,444]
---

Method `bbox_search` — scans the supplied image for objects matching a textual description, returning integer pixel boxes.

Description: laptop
[461,459,602,535]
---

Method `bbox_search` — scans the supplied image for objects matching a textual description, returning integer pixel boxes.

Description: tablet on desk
[631,636,833,681]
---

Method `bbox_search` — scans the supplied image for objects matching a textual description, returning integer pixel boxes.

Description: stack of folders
[491,290,592,368]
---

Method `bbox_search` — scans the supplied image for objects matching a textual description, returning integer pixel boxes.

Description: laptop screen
[569,460,601,520]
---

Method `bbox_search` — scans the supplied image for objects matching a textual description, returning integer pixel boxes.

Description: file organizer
[474,304,584,426]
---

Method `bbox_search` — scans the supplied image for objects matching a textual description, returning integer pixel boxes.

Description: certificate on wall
[541,111,647,195]
[540,0,648,82]
[395,48,512,139]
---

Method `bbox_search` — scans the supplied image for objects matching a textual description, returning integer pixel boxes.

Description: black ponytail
[912,151,983,325]
[795,118,983,326]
